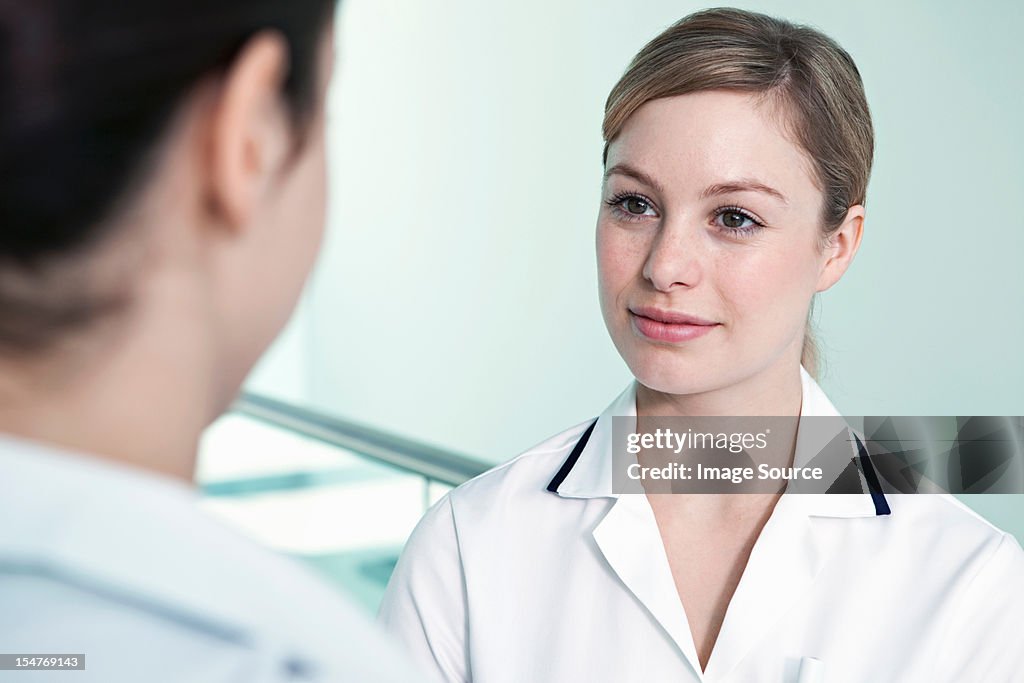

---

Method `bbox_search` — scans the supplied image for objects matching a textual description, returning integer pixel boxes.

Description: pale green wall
[249,0,1023,537]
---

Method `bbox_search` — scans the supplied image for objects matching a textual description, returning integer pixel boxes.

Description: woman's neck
[0,297,217,484]
[638,359,806,515]
[636,358,804,418]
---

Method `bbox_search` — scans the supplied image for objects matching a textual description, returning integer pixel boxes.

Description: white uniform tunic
[0,434,430,683]
[379,368,1024,682]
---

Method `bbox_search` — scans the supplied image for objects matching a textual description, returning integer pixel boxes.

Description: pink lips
[629,306,720,343]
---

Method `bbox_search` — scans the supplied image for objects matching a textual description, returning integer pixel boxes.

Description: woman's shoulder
[884,493,1024,571]
[394,417,601,565]
[888,492,1015,534]
[444,418,596,509]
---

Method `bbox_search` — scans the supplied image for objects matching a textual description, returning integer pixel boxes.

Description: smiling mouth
[628,306,720,343]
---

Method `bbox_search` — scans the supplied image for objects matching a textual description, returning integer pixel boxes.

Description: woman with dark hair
[0,2,423,681]
[379,8,1024,682]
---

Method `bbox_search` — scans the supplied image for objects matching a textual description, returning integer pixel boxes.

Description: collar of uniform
[549,366,885,519]
[791,367,885,518]
[548,380,635,500]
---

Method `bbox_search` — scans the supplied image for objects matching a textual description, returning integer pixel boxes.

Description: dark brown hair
[0,0,337,352]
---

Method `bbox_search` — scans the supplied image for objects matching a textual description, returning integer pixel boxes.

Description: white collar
[551,366,887,518]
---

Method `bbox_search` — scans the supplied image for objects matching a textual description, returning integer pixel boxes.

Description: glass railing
[195,392,490,613]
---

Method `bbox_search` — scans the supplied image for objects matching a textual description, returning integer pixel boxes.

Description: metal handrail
[231,392,490,487]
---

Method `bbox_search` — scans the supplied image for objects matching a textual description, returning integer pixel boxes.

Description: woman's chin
[628,360,724,398]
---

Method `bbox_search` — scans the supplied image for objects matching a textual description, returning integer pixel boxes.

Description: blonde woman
[379,8,1024,682]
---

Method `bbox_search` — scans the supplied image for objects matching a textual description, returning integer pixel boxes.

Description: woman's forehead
[605,90,820,203]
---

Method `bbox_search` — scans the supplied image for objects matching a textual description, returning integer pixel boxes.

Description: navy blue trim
[854,433,891,516]
[546,419,598,493]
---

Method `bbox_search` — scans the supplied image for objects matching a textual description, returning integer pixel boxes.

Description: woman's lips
[629,307,720,343]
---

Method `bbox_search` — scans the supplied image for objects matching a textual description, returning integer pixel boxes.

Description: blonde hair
[603,7,874,378]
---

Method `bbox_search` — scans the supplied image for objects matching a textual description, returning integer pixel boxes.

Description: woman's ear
[816,204,865,293]
[204,31,291,232]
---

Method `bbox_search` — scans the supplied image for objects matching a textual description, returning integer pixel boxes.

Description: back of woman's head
[0,0,335,353]
[603,8,874,376]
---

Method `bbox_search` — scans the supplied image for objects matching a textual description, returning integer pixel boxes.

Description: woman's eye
[721,211,748,228]
[606,193,657,219]
[623,197,652,215]
[714,207,763,233]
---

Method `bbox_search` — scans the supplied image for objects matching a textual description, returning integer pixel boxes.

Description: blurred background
[196,0,1024,612]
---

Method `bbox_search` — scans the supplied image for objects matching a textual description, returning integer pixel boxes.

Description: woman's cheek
[731,255,816,345]
[597,228,635,297]
[602,223,654,276]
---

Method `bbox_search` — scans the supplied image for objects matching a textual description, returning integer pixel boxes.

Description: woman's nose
[641,218,703,292]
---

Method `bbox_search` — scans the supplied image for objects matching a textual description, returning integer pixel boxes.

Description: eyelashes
[604,191,767,236]
[602,191,659,220]
[712,205,766,235]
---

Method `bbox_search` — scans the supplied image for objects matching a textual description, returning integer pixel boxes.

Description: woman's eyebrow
[603,164,665,195]
[604,165,789,205]
[700,179,789,205]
